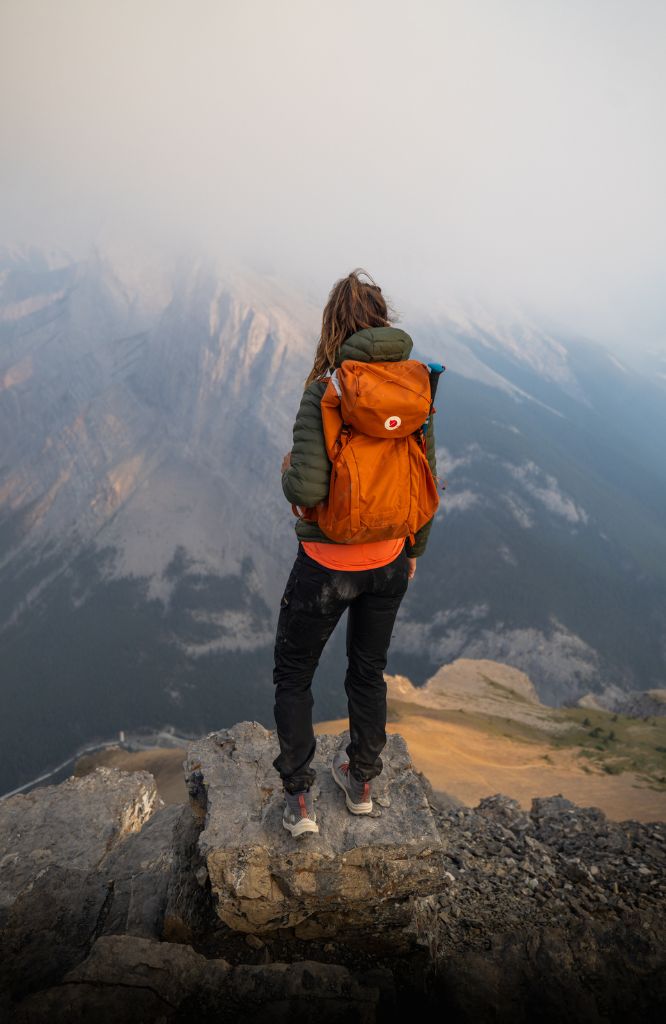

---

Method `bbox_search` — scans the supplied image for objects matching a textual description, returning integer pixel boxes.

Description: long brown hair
[303,268,399,387]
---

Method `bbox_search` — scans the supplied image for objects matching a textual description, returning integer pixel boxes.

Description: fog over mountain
[1,242,665,794]
[2,1,665,359]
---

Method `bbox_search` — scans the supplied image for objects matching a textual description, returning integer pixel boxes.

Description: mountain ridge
[2,244,666,794]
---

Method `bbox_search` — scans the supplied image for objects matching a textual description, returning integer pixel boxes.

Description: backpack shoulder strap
[319,366,342,398]
[328,368,342,398]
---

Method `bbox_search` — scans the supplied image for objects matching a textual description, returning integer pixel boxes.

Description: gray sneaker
[331,750,373,814]
[282,787,319,838]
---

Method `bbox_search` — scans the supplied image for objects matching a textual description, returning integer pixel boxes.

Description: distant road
[0,729,198,801]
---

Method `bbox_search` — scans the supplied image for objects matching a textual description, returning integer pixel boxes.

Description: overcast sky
[1,0,664,353]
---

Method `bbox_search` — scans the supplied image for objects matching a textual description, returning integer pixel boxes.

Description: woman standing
[274,269,437,837]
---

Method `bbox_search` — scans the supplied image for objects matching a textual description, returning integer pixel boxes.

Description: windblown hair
[303,268,399,387]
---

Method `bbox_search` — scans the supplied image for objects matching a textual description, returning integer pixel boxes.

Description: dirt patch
[314,714,666,822]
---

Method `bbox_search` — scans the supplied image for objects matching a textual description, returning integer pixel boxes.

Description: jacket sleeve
[281,381,331,507]
[405,413,438,558]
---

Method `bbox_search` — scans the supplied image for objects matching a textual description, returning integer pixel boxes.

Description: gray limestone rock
[0,863,111,1009]
[94,798,220,945]
[96,802,185,939]
[0,767,159,916]
[184,721,446,937]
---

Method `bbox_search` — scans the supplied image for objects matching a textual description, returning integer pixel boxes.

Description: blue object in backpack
[422,362,445,436]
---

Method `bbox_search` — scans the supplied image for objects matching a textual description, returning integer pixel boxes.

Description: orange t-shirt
[301,537,406,571]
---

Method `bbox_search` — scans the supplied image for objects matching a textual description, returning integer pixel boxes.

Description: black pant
[272,541,410,794]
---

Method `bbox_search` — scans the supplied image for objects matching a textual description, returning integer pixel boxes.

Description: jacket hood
[335,326,413,366]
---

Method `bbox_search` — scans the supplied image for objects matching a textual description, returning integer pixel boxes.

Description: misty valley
[1,244,666,795]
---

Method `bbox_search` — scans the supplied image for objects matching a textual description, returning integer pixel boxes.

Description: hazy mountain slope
[1,244,665,793]
[395,315,666,702]
[0,247,342,792]
[0,245,313,607]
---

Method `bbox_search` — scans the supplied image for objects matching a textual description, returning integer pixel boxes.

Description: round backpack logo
[384,415,401,431]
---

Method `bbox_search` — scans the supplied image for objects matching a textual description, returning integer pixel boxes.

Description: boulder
[0,863,111,1007]
[0,766,159,918]
[13,934,381,1023]
[184,722,446,938]
[0,768,166,1012]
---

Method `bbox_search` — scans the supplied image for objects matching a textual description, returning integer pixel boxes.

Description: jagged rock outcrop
[0,722,665,1022]
[0,766,158,921]
[0,772,192,1011]
[409,791,666,1019]
[184,722,445,938]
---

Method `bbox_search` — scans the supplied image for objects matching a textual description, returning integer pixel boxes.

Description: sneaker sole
[332,766,373,815]
[282,817,319,837]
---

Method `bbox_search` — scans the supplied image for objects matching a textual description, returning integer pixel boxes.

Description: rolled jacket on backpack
[281,326,439,558]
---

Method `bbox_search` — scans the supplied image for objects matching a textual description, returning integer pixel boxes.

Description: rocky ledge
[0,721,664,1023]
[185,722,445,938]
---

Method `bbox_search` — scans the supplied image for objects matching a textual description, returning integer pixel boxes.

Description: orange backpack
[292,359,440,546]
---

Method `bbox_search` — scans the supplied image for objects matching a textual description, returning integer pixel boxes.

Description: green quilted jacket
[281,326,438,558]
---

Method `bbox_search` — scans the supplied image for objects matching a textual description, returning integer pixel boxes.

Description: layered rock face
[0,723,664,1023]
